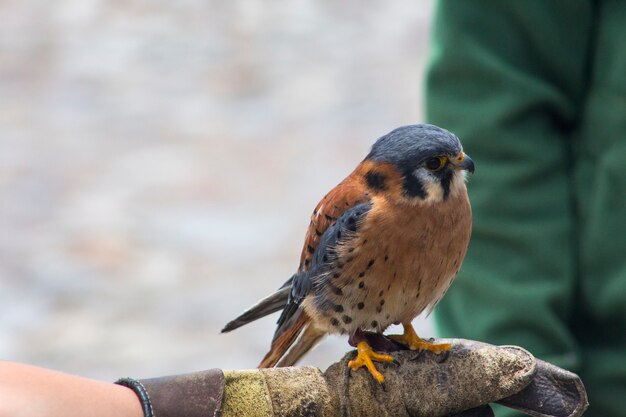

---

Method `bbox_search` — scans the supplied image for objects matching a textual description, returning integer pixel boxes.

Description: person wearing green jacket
[425,1,626,416]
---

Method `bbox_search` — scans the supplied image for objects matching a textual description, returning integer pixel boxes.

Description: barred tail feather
[258,311,310,368]
[276,324,325,367]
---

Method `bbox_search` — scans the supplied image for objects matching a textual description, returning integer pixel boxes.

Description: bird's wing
[273,172,370,338]
[297,173,370,273]
[222,167,370,368]
[261,200,374,368]
[220,276,293,333]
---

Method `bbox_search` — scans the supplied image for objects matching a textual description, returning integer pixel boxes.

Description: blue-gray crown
[365,124,462,172]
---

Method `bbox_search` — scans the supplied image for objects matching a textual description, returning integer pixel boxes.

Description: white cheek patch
[411,169,467,203]
[424,181,445,202]
[449,171,468,197]
[412,169,444,203]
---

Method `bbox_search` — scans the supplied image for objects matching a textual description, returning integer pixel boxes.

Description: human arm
[425,0,592,369]
[0,360,143,417]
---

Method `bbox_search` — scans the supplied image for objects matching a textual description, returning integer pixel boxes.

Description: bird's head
[359,124,474,204]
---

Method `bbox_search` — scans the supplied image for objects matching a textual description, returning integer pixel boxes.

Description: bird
[222,124,474,383]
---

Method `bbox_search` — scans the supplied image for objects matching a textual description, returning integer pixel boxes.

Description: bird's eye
[425,156,447,171]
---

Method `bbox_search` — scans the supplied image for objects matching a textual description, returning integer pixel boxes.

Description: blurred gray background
[0,0,436,380]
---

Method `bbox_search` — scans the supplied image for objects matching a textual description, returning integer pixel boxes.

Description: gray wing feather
[221,277,293,333]
[272,202,373,340]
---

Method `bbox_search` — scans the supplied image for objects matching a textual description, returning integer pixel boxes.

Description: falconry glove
[116,339,587,417]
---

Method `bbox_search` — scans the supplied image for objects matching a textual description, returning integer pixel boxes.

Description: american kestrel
[222,124,474,382]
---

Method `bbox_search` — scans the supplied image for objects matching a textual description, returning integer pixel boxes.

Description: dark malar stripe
[439,170,453,199]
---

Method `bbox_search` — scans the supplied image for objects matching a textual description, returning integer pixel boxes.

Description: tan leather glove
[116,339,588,417]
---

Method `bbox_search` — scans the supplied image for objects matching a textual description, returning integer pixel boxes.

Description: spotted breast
[302,172,472,335]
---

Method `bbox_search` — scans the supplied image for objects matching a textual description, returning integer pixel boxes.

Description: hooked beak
[454,152,475,174]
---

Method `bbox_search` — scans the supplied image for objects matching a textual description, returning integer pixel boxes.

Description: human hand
[118,338,587,417]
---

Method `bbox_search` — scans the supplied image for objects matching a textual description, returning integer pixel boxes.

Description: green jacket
[425,1,626,416]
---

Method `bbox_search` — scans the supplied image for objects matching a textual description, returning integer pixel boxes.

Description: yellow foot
[348,341,394,383]
[388,323,451,353]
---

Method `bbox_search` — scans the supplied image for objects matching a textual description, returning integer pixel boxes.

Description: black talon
[435,349,451,363]
[410,349,426,362]
[381,380,389,392]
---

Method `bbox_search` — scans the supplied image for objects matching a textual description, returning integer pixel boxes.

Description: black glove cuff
[116,377,155,417]
[116,369,225,417]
